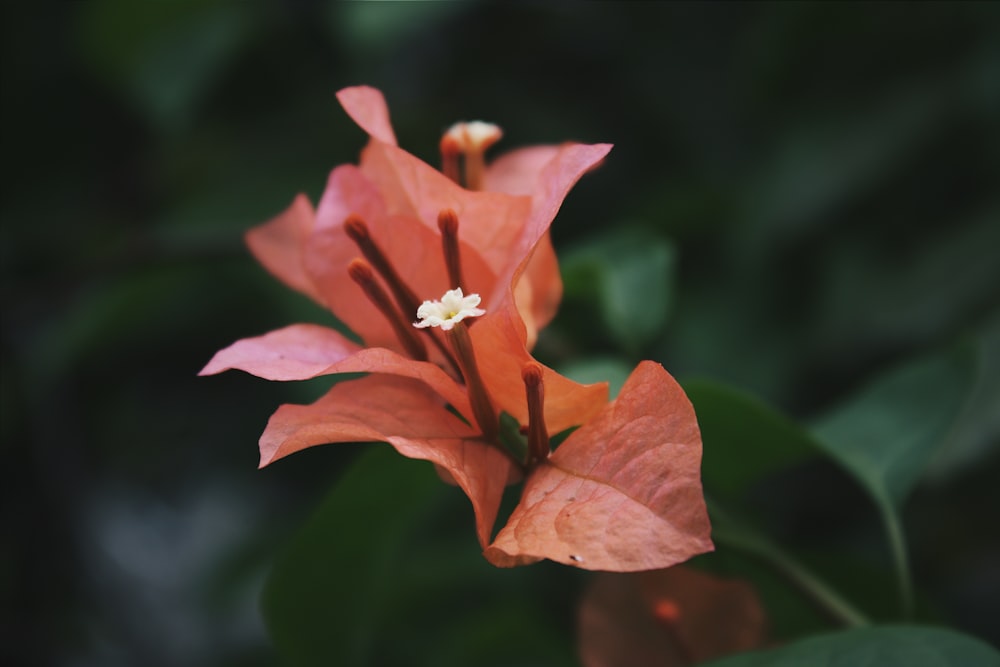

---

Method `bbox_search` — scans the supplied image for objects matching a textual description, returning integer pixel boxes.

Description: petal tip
[336,85,397,146]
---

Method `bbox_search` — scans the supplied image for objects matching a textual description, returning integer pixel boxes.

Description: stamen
[437,209,466,292]
[522,362,550,465]
[446,322,498,443]
[344,215,422,318]
[348,259,428,361]
[464,146,486,191]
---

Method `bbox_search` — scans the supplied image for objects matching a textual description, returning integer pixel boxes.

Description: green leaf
[686,380,880,635]
[809,343,979,615]
[926,312,1000,480]
[562,226,676,353]
[702,625,1000,667]
[706,501,872,632]
[261,446,578,667]
[79,0,252,133]
[811,343,978,507]
[558,357,632,399]
[261,446,446,667]
[685,379,820,500]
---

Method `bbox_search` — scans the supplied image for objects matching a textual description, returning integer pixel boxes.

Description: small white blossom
[413,288,485,330]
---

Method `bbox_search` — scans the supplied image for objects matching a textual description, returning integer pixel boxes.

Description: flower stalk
[446,322,498,443]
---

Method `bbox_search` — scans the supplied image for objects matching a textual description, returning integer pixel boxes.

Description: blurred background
[2,2,998,666]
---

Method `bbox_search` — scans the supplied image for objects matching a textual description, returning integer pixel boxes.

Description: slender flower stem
[446,322,498,443]
[707,498,871,629]
[464,150,485,191]
[440,135,461,185]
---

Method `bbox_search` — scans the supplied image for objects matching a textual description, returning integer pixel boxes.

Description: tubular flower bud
[439,121,503,190]
[442,121,503,153]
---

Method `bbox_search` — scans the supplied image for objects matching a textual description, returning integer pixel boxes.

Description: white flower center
[413,288,486,330]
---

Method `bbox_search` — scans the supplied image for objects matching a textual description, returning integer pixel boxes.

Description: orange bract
[484,362,712,571]
[201,87,712,572]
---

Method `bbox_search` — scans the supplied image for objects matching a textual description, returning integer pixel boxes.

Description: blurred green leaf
[79,0,252,132]
[261,446,445,667]
[687,380,888,637]
[562,226,676,354]
[739,83,943,248]
[702,625,1000,667]
[261,447,577,667]
[809,343,979,615]
[706,503,871,631]
[558,357,632,398]
[815,208,1000,352]
[330,1,466,56]
[811,343,978,507]
[685,379,819,499]
[927,312,1000,480]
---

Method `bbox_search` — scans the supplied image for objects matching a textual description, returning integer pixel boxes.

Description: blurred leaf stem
[708,499,872,630]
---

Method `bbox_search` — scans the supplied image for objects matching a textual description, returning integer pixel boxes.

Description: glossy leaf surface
[702,625,1000,667]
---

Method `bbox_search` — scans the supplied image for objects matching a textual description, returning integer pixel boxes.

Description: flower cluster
[201,86,712,571]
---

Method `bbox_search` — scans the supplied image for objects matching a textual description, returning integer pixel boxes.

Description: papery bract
[484,362,713,571]
[256,374,516,549]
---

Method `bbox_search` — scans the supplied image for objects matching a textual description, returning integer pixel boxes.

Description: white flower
[413,288,486,330]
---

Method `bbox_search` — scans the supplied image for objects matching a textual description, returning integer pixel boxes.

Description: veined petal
[484,361,713,571]
[516,233,562,342]
[483,145,563,196]
[198,323,474,422]
[245,194,323,304]
[336,85,398,146]
[199,323,363,380]
[259,374,517,547]
[314,163,386,232]
[487,142,613,313]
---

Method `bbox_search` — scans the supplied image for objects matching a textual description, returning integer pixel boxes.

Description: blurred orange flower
[578,566,768,666]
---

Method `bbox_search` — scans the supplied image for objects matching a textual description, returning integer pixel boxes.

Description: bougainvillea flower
[242,85,610,355]
[202,87,712,571]
[578,566,768,666]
